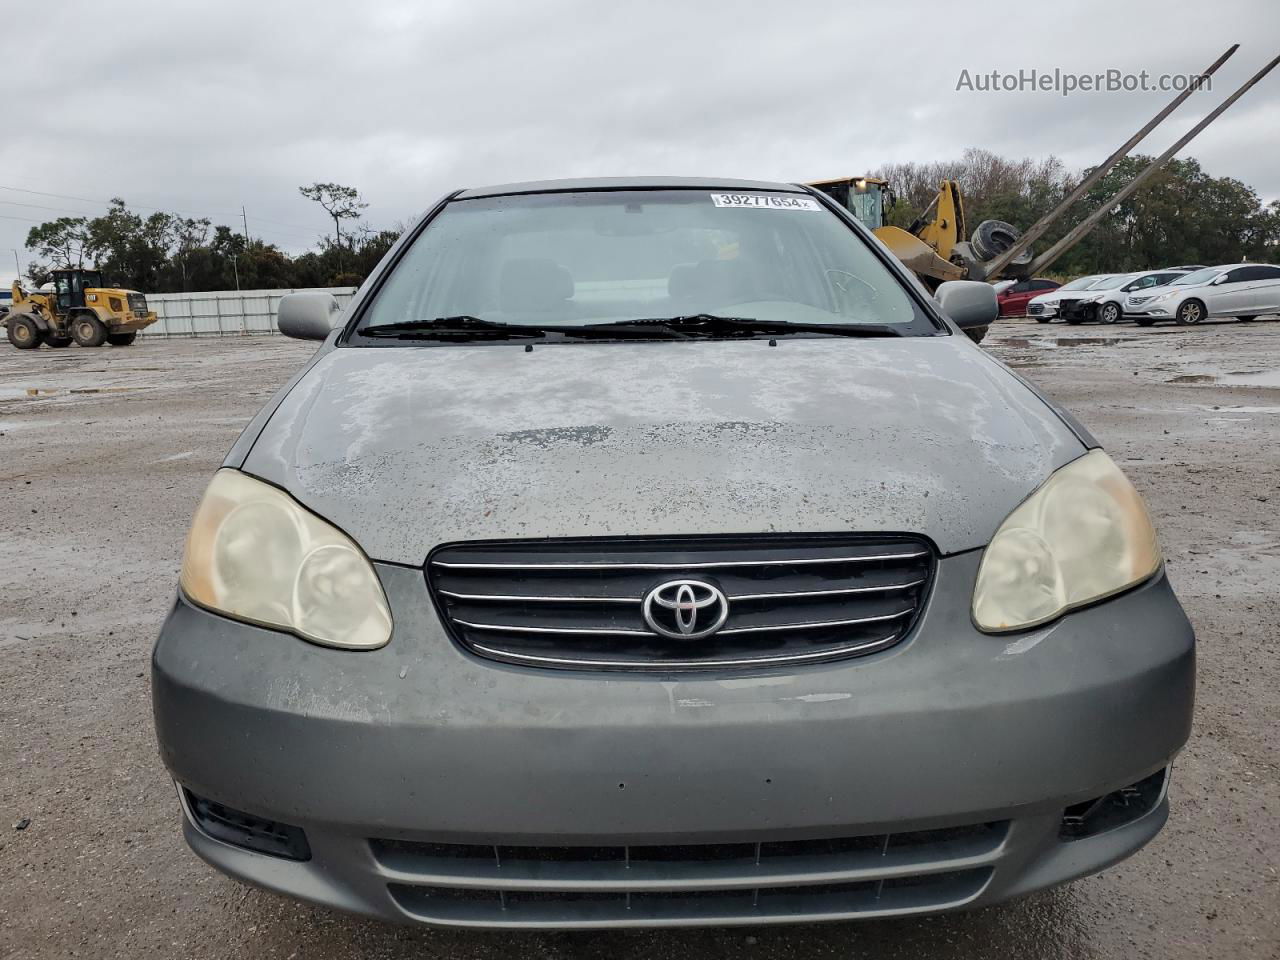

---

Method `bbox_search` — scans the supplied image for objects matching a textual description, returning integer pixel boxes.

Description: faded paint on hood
[241,336,1084,564]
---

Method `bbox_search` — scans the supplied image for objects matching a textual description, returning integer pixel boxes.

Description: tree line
[876,149,1280,274]
[21,183,398,293]
[19,156,1280,293]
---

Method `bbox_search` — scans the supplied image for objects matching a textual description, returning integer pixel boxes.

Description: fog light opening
[178,785,311,861]
[1059,767,1169,841]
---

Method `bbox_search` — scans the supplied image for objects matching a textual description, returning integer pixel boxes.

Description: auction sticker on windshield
[711,193,822,210]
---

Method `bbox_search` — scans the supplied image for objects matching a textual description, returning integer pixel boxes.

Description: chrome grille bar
[432,551,927,572]
[455,608,911,639]
[468,634,905,670]
[456,620,652,637]
[438,578,925,605]
[439,591,642,603]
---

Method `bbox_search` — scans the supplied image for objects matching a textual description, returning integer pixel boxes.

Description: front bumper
[115,312,159,334]
[1059,301,1100,322]
[1125,303,1173,318]
[152,552,1195,928]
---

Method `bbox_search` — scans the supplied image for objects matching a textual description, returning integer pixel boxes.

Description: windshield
[1172,268,1219,286]
[1059,275,1103,291]
[353,189,937,341]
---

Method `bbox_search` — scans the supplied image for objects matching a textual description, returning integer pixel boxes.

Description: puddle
[0,386,139,399]
[1167,370,1280,387]
[1055,337,1122,347]
[0,419,65,431]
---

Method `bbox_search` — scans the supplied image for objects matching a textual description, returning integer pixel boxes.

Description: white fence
[139,287,358,337]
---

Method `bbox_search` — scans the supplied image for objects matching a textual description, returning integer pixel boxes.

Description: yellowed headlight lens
[973,450,1161,633]
[180,469,392,649]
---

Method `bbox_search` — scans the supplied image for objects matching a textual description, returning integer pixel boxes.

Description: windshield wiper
[361,316,547,339]
[597,314,905,338]
[361,313,905,343]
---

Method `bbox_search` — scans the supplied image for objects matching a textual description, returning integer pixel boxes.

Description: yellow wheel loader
[4,268,157,349]
[807,176,1031,290]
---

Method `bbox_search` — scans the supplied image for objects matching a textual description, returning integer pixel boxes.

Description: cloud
[3,0,1278,286]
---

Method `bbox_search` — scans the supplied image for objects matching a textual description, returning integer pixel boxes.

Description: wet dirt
[987,336,1124,349]
[1166,370,1280,388]
[1,323,1277,959]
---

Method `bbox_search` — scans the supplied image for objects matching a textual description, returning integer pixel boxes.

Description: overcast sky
[4,0,1279,287]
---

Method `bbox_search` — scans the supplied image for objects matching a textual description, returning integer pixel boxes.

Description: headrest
[499,258,573,312]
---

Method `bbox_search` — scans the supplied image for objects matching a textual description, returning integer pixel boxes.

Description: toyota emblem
[642,579,730,639]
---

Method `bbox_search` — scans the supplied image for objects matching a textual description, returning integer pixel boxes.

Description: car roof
[455,176,806,199]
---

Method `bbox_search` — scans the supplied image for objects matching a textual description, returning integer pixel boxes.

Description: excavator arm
[913,181,965,261]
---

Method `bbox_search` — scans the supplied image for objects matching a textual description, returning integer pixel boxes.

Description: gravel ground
[1,319,1277,959]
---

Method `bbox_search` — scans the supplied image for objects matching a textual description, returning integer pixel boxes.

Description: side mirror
[936,280,998,330]
[278,292,342,340]
[1211,274,1228,285]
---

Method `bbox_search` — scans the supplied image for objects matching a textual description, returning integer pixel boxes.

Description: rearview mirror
[935,280,998,330]
[278,292,342,340]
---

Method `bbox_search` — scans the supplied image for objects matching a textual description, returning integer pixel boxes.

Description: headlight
[1152,292,1174,302]
[972,450,1161,633]
[180,469,392,649]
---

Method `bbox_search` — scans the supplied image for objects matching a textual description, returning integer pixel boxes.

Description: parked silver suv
[153,178,1194,930]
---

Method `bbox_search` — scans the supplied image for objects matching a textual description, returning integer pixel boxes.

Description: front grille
[427,535,934,671]
[127,293,148,317]
[373,822,1004,926]
[1128,295,1152,306]
[1027,303,1044,314]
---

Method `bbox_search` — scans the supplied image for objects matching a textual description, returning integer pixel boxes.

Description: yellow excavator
[4,268,157,349]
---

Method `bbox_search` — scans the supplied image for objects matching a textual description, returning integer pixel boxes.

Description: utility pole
[12,248,19,281]
[983,44,1239,279]
[1029,52,1280,275]
[231,254,240,291]
[241,206,250,247]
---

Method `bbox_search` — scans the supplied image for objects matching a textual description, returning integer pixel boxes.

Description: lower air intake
[182,788,311,861]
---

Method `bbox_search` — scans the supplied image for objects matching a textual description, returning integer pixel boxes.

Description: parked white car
[1059,270,1189,324]
[1026,275,1111,322]
[1125,263,1280,326]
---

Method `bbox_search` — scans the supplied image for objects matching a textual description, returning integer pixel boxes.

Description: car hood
[240,337,1086,563]
[1028,291,1071,305]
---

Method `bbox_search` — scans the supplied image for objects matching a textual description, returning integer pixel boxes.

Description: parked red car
[997,278,1061,317]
